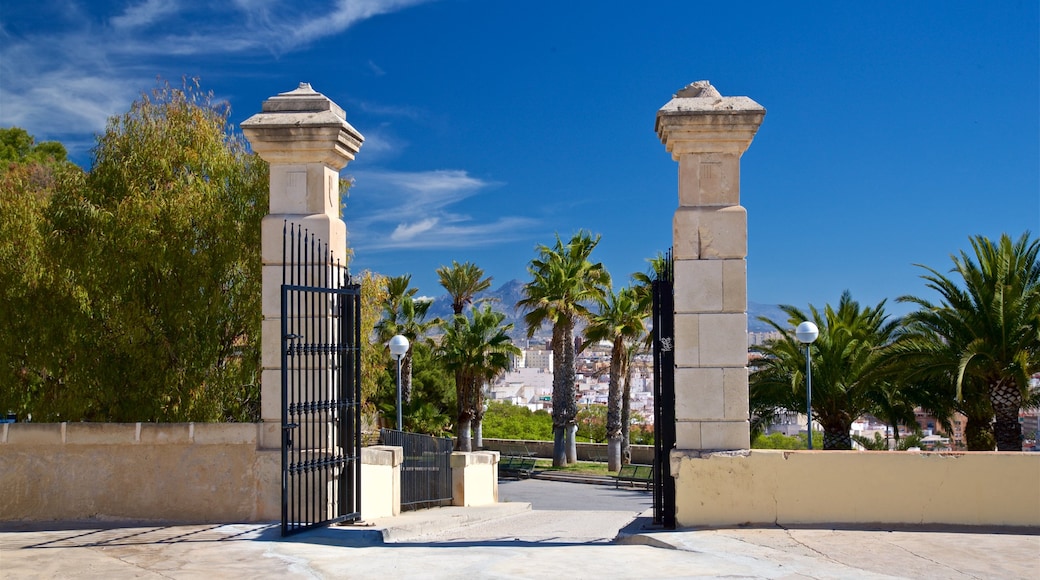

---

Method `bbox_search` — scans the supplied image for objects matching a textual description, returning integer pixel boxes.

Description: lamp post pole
[795,321,819,450]
[388,335,410,431]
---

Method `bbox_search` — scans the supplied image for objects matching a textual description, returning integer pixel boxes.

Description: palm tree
[437,261,493,447]
[437,261,493,316]
[439,304,520,451]
[750,291,900,450]
[519,231,610,466]
[897,233,1040,451]
[375,275,439,406]
[585,286,647,471]
[628,252,669,461]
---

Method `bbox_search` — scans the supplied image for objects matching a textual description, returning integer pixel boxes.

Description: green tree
[482,401,553,441]
[626,252,669,462]
[436,260,493,446]
[437,260,493,315]
[576,404,608,443]
[357,270,389,421]
[0,81,268,421]
[751,291,900,449]
[438,304,520,451]
[896,233,1040,451]
[0,127,68,167]
[375,274,438,406]
[519,231,611,466]
[585,286,646,470]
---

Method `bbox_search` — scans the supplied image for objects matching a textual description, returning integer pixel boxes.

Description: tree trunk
[550,319,578,466]
[606,340,624,472]
[553,425,567,466]
[457,417,472,452]
[474,419,483,449]
[821,418,853,450]
[608,436,622,472]
[621,370,632,465]
[566,422,578,464]
[964,411,996,451]
[990,379,1023,451]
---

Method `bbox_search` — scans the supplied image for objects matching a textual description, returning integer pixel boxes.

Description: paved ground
[2,479,1037,579]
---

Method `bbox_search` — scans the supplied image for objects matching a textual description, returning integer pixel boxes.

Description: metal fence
[281,222,362,536]
[380,429,454,511]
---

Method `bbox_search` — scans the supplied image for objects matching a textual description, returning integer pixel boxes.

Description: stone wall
[480,438,655,465]
[672,449,1040,528]
[0,423,279,523]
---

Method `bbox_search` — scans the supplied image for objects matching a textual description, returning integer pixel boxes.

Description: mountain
[425,279,540,345]
[424,279,787,339]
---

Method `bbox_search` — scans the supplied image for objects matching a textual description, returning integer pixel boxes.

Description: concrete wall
[0,423,279,523]
[361,445,402,520]
[480,438,655,465]
[451,451,499,507]
[672,449,1040,528]
[1,423,502,524]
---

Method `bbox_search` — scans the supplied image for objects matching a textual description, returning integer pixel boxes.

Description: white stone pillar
[655,81,764,451]
[241,83,364,449]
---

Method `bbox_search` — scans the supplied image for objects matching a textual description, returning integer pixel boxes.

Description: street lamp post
[388,335,410,431]
[795,321,819,450]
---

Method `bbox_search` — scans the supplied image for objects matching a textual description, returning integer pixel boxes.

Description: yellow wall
[673,449,1040,528]
[0,423,279,523]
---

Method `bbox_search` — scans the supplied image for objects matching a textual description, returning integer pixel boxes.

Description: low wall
[451,451,499,507]
[0,423,279,523]
[672,449,1040,528]
[480,438,654,465]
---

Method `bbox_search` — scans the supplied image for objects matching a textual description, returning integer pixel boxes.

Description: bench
[499,455,537,479]
[614,464,653,490]
[500,442,536,457]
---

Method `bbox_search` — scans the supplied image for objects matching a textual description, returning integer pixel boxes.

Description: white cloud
[0,1,439,155]
[346,168,539,251]
[111,0,181,30]
[391,218,439,241]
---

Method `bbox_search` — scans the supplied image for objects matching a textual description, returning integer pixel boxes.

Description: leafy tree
[519,231,611,466]
[372,339,454,432]
[585,286,646,470]
[357,270,389,419]
[482,401,553,441]
[375,274,438,405]
[0,127,67,167]
[436,260,493,446]
[0,81,268,421]
[626,252,669,462]
[438,304,520,451]
[751,291,900,449]
[851,432,890,450]
[896,233,1040,451]
[752,432,807,450]
[576,404,608,443]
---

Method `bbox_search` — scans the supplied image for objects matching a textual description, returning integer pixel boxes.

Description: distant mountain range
[423,279,791,340]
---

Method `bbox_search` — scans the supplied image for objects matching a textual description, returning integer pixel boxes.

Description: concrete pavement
[1,479,1037,579]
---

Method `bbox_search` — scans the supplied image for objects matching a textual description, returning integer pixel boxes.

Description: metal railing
[380,429,454,511]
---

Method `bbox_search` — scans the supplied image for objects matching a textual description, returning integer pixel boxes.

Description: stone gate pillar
[241,83,364,450]
[655,81,764,451]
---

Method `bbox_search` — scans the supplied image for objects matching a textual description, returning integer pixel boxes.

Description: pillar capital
[655,81,765,159]
[241,82,364,169]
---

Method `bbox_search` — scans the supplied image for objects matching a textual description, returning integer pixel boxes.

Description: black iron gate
[281,223,362,536]
[652,250,676,529]
[380,429,454,511]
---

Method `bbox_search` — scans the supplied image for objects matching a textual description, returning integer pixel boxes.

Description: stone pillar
[655,81,764,450]
[241,83,364,449]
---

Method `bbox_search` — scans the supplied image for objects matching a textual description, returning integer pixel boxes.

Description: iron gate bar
[280,222,362,537]
[652,249,676,529]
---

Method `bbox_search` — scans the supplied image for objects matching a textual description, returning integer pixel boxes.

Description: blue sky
[3,1,1037,314]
